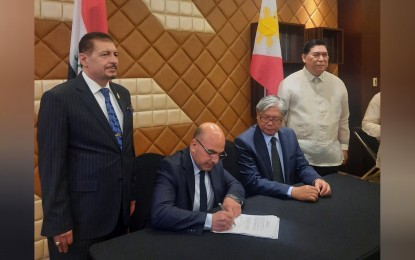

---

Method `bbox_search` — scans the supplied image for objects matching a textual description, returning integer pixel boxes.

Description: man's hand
[54,230,73,253]
[291,185,319,202]
[130,200,136,216]
[211,211,234,231]
[222,196,242,217]
[342,150,348,165]
[314,179,331,197]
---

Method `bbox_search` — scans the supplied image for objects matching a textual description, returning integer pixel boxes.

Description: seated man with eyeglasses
[234,96,331,202]
[151,122,245,234]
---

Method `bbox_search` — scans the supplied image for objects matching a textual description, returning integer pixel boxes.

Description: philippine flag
[250,0,284,95]
[68,0,108,79]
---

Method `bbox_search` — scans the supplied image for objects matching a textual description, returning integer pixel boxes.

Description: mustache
[106,63,118,70]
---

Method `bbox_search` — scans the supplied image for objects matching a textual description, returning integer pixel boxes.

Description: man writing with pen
[151,122,245,234]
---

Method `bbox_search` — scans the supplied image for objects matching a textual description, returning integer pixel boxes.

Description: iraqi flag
[250,0,284,95]
[68,0,108,79]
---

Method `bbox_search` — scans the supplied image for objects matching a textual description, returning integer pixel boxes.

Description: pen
[218,203,236,226]
[218,203,226,211]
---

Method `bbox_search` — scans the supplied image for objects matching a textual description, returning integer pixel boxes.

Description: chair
[352,127,380,180]
[129,153,165,232]
[222,140,241,182]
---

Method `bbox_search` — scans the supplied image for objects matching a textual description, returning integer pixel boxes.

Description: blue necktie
[199,171,207,212]
[100,88,122,149]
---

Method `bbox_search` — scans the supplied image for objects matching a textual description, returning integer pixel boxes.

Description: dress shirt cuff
[204,213,212,230]
[287,186,293,198]
[341,144,349,150]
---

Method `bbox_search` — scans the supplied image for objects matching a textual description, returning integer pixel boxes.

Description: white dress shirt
[262,132,293,196]
[278,67,350,166]
[190,155,214,230]
[82,73,124,131]
[362,92,381,168]
[362,92,381,139]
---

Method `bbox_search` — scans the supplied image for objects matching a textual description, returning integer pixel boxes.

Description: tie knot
[199,171,205,177]
[100,88,110,97]
[271,136,277,145]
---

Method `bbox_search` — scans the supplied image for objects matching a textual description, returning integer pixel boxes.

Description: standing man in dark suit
[151,122,245,234]
[234,96,331,202]
[38,32,136,259]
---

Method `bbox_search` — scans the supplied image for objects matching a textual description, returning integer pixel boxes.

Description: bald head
[191,122,226,171]
[194,122,225,142]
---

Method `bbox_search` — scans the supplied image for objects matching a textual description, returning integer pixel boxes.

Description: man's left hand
[342,150,348,165]
[130,200,136,216]
[314,179,331,197]
[222,197,242,217]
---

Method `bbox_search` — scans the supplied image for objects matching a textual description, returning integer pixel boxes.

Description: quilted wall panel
[34,0,339,156]
[33,2,339,256]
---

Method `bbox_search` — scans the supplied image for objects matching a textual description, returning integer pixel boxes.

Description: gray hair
[256,95,287,117]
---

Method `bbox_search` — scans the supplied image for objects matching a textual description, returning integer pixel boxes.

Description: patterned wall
[34,3,338,257]
[34,0,339,156]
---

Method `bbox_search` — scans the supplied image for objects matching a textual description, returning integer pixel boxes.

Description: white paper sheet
[212,214,280,239]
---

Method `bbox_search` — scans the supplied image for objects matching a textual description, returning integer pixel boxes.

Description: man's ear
[189,139,197,153]
[78,53,87,68]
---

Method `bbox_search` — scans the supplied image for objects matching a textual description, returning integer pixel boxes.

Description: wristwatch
[226,194,244,206]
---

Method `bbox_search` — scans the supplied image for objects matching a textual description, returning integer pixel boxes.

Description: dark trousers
[47,210,128,260]
[312,166,339,176]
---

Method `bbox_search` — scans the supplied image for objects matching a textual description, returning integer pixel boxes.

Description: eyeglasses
[195,139,227,160]
[259,116,283,124]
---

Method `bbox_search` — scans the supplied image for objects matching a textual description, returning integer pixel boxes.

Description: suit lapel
[209,165,222,205]
[253,125,274,181]
[278,130,288,183]
[182,149,196,206]
[110,83,133,152]
[75,74,121,149]
[109,83,127,121]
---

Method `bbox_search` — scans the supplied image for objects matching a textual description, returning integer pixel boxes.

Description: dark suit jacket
[38,73,135,240]
[151,148,245,235]
[234,125,321,198]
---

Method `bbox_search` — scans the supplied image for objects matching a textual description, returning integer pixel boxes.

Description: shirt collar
[261,131,280,145]
[82,72,110,95]
[190,153,202,176]
[302,66,325,82]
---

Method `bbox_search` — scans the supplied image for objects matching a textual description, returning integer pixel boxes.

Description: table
[90,174,379,260]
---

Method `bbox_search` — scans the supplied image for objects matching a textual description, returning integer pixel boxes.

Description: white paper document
[213,214,280,239]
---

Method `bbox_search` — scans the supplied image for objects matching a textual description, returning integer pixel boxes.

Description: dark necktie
[271,137,284,183]
[100,88,123,149]
[199,171,207,212]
